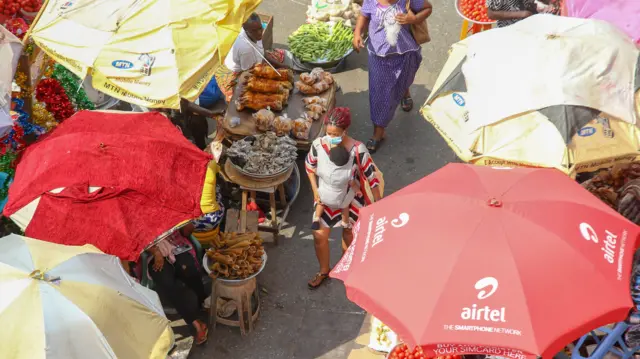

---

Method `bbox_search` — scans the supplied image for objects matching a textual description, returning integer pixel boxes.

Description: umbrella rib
[495,218,542,355]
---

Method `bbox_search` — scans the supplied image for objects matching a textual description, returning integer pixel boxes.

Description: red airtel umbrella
[331,164,639,359]
[3,110,211,260]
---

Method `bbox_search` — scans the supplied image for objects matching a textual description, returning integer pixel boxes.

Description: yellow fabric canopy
[29,0,261,109]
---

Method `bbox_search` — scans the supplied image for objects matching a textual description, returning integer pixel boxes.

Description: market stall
[222,66,337,150]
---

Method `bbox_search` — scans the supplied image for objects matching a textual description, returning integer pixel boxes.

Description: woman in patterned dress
[486,0,536,27]
[353,0,432,153]
[305,108,382,289]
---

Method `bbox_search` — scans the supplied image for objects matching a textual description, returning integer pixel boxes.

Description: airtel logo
[391,213,409,228]
[579,222,599,243]
[461,277,506,322]
[475,277,498,300]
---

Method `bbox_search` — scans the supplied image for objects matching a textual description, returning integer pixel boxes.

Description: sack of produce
[253,108,276,132]
[272,114,293,136]
[293,118,312,140]
[368,316,398,353]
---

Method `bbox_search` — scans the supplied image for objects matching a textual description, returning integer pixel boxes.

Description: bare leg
[341,226,354,253]
[372,126,385,141]
[341,207,351,228]
[309,227,331,288]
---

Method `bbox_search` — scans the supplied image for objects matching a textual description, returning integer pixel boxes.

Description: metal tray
[203,252,267,284]
[229,157,294,180]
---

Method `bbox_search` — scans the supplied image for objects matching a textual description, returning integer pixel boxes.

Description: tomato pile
[458,0,492,23]
[0,0,41,16]
[388,344,464,359]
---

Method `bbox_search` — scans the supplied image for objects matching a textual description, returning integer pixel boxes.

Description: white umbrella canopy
[461,14,639,130]
[0,234,174,359]
[0,25,22,137]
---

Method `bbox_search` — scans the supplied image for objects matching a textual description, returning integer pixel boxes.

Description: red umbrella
[3,110,211,260]
[331,164,639,359]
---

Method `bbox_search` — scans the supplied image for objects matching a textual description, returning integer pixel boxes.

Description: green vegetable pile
[288,22,354,63]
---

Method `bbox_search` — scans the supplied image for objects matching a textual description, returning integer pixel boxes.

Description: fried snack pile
[295,68,333,95]
[237,65,294,112]
[582,162,640,223]
[206,232,265,280]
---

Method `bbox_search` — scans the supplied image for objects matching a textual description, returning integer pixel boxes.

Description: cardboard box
[258,13,274,50]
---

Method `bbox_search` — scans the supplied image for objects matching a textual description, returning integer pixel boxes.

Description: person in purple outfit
[353,0,433,153]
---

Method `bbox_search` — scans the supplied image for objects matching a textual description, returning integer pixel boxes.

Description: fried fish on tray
[250,64,294,82]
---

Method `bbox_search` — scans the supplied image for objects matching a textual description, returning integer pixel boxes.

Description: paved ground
[189,1,461,358]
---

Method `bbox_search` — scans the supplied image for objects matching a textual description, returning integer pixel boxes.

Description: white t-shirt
[224,29,264,72]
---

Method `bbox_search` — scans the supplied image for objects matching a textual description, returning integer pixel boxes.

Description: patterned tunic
[306,141,380,228]
[486,0,535,27]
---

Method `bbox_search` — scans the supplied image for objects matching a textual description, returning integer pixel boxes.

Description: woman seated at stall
[215,12,290,102]
[146,223,209,345]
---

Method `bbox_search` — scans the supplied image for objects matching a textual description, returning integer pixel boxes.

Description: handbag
[354,145,385,205]
[406,0,431,45]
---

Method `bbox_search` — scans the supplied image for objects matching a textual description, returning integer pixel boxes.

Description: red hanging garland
[35,78,75,121]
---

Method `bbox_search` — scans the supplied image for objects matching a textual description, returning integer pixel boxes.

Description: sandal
[308,272,330,289]
[401,96,414,112]
[366,138,383,153]
[194,320,208,345]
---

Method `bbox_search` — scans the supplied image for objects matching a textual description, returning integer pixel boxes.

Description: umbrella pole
[21,0,51,45]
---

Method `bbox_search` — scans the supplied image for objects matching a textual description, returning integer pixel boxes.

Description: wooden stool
[240,184,288,245]
[459,20,493,40]
[210,277,260,336]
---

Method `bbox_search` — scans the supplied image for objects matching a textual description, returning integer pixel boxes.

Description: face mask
[324,135,343,146]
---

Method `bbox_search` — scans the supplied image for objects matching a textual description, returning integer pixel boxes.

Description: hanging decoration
[0,99,45,154]
[31,103,58,132]
[52,64,95,110]
[13,71,30,100]
[35,78,75,121]
[0,151,17,202]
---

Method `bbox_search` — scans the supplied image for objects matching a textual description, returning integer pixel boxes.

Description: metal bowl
[229,157,294,180]
[304,47,355,68]
[203,252,267,284]
[455,0,496,25]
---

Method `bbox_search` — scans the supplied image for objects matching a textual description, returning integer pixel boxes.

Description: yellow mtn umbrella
[28,0,261,109]
[0,234,174,359]
[421,14,640,177]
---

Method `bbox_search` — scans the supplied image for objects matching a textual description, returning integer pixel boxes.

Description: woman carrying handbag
[353,0,433,153]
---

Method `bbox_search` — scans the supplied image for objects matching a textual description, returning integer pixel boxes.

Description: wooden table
[222,71,337,150]
[220,160,292,245]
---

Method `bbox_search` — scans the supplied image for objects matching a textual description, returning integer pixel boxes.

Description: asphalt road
[191,1,461,358]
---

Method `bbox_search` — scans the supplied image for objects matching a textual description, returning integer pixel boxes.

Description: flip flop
[366,138,383,153]
[308,272,330,289]
[401,96,414,112]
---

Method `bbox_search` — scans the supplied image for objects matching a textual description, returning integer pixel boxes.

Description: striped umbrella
[0,234,174,359]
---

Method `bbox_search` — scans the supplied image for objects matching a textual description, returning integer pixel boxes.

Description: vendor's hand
[152,252,165,272]
[395,11,418,25]
[520,10,534,18]
[352,35,365,53]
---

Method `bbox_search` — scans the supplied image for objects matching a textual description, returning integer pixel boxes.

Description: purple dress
[362,0,423,128]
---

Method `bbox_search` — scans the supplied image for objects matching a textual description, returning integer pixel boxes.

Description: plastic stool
[211,277,260,336]
[572,322,640,359]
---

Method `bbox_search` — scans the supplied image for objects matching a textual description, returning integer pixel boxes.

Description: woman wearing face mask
[305,107,382,289]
